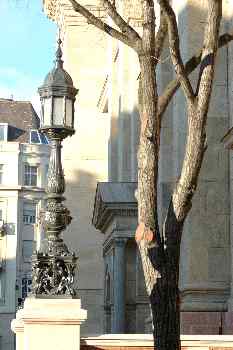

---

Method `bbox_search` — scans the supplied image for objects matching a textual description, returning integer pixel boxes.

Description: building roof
[0,98,40,143]
[92,182,138,232]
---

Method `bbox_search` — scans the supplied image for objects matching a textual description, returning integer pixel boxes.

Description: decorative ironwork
[30,127,78,297]
[31,37,78,298]
[31,129,78,297]
[31,254,76,297]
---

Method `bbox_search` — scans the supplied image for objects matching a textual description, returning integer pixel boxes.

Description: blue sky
[0,0,56,112]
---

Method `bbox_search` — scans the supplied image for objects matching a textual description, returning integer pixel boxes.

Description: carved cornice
[43,0,107,33]
[43,0,59,21]
[103,233,135,255]
[92,182,138,233]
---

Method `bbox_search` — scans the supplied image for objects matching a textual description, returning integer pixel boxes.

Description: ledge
[81,334,233,347]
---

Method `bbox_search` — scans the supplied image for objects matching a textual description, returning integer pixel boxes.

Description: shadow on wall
[109,99,140,182]
[63,168,105,335]
[64,168,100,240]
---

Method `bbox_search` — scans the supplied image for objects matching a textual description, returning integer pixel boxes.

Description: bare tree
[68,0,232,349]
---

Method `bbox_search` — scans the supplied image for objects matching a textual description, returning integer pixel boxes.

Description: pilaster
[113,237,128,333]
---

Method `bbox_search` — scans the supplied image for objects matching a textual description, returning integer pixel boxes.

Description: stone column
[11,298,87,350]
[113,237,127,333]
[11,318,24,350]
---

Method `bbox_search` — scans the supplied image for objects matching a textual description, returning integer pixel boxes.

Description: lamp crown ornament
[55,38,63,69]
[30,36,78,299]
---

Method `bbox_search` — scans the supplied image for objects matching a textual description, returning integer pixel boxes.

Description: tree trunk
[152,201,184,350]
[137,54,183,348]
[151,260,181,350]
[137,55,182,350]
[137,200,183,350]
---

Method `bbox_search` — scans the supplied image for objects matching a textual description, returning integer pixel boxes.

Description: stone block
[159,147,174,182]
[205,182,230,215]
[200,146,228,182]
[181,311,222,334]
[77,289,104,334]
[208,247,230,282]
[223,312,233,334]
[125,305,136,333]
[207,117,228,146]
[126,280,136,303]
[209,84,228,118]
[214,47,228,85]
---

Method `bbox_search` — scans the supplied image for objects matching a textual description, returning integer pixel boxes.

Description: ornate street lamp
[31,38,78,297]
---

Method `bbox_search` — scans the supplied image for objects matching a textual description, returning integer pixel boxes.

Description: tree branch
[196,1,222,110]
[158,0,195,103]
[158,30,233,120]
[68,0,139,50]
[172,0,222,222]
[154,8,168,66]
[141,0,156,55]
[102,0,141,44]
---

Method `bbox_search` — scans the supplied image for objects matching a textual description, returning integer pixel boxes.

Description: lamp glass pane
[53,97,64,125]
[43,98,52,126]
[65,99,73,128]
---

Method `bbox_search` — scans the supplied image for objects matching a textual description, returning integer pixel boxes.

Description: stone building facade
[43,0,233,335]
[0,98,50,349]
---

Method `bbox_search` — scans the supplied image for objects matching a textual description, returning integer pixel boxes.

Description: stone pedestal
[11,318,24,350]
[11,298,87,350]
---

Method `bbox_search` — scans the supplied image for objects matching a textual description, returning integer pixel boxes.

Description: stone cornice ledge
[43,0,107,32]
[92,182,137,233]
[43,0,59,22]
[81,334,233,347]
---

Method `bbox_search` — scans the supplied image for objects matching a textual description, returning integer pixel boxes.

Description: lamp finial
[55,29,63,68]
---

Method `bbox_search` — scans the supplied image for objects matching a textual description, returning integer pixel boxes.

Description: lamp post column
[11,37,87,350]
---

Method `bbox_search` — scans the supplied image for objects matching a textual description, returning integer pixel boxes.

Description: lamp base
[31,250,78,298]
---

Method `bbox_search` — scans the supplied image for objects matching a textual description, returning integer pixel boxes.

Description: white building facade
[0,99,50,350]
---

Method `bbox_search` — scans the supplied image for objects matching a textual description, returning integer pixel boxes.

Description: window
[24,164,38,186]
[40,133,49,144]
[22,240,34,260]
[45,164,49,176]
[22,277,32,300]
[30,130,49,145]
[0,123,8,141]
[23,206,36,224]
[30,130,40,144]
[0,165,3,184]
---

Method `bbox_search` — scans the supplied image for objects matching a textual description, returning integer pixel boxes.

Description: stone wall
[43,0,233,334]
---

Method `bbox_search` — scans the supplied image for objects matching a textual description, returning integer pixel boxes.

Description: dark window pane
[0,126,5,141]
[0,164,3,184]
[24,165,38,186]
[23,208,36,224]
[39,133,48,144]
[30,131,40,144]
